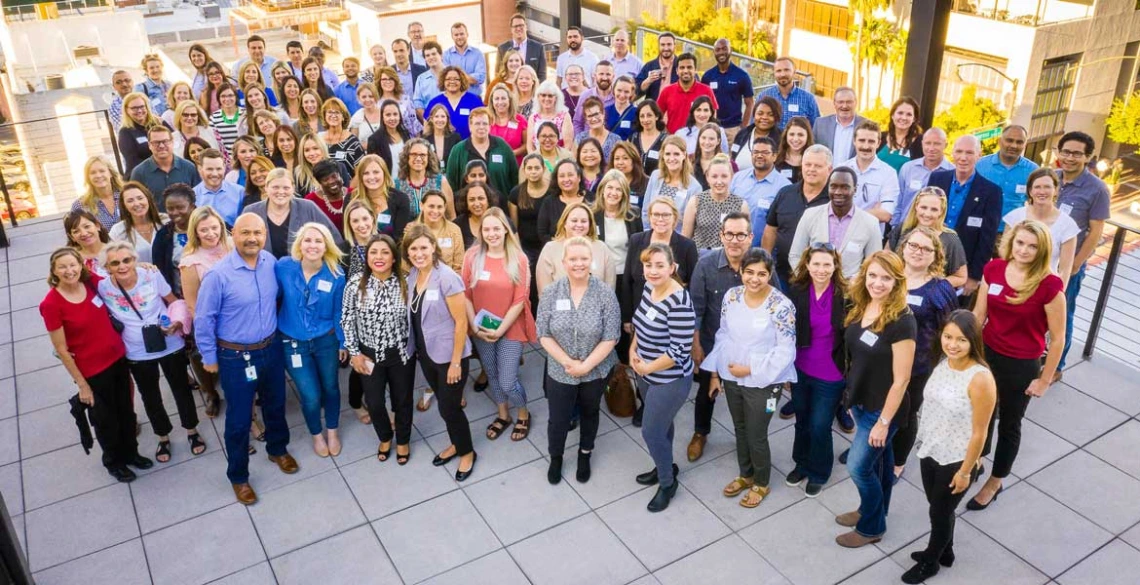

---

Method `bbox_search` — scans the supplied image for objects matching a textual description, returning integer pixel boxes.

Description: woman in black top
[537,159,588,244]
[366,99,412,172]
[837,251,916,549]
[118,92,168,175]
[630,100,667,176]
[509,153,551,311]
[610,142,649,208]
[150,184,195,298]
[455,182,497,249]
[731,96,782,169]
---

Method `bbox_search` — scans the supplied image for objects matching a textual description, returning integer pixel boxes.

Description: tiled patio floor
[2,217,1139,585]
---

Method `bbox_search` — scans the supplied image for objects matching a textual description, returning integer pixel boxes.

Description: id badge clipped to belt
[244,352,257,382]
[290,341,302,369]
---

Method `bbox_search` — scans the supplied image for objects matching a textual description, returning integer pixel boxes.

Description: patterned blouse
[394,173,443,218]
[917,361,990,465]
[692,190,744,249]
[71,193,121,231]
[341,272,410,363]
[535,275,621,384]
[701,285,797,389]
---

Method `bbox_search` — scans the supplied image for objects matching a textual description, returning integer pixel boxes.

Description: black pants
[88,358,139,469]
[983,346,1038,478]
[891,371,932,466]
[348,370,364,409]
[420,356,474,456]
[129,349,199,437]
[361,347,416,446]
[694,369,715,435]
[919,457,977,562]
[547,374,607,457]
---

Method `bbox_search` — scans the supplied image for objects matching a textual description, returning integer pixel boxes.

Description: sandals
[188,433,206,456]
[155,440,172,463]
[251,418,266,442]
[416,392,435,412]
[377,442,391,462]
[511,417,531,442]
[396,445,410,466]
[486,417,512,440]
[723,477,753,497]
[740,485,770,509]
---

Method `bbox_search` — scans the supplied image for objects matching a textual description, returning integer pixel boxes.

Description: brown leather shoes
[836,530,881,548]
[835,510,861,527]
[233,483,257,505]
[268,453,299,474]
[687,433,707,462]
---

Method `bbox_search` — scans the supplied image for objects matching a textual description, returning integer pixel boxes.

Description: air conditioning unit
[73,45,101,60]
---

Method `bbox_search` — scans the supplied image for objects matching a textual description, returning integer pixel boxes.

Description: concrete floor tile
[509,513,646,585]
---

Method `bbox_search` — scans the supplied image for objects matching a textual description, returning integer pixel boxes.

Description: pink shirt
[491,114,528,164]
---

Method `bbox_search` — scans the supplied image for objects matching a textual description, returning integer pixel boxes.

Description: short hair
[198,148,224,165]
[313,159,341,181]
[803,143,833,166]
[510,13,526,25]
[163,183,196,206]
[722,211,751,231]
[658,32,675,42]
[289,221,343,274]
[451,22,467,31]
[567,26,583,35]
[247,35,265,47]
[146,125,172,140]
[391,38,410,50]
[752,135,778,152]
[468,106,491,122]
[854,119,881,136]
[286,40,303,51]
[342,56,360,66]
[100,240,138,267]
[830,166,858,187]
[596,60,613,70]
[320,97,351,129]
[423,40,443,56]
[774,56,796,68]
[1002,124,1028,137]
[833,86,855,99]
[676,52,698,67]
[1058,130,1095,156]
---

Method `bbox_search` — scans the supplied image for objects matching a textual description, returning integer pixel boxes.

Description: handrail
[1082,219,1140,359]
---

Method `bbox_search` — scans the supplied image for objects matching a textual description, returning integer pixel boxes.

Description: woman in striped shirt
[630,242,696,512]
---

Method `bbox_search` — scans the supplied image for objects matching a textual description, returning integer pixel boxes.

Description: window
[1028,54,1081,142]
[794,60,848,97]
[936,48,1010,115]
[793,0,851,40]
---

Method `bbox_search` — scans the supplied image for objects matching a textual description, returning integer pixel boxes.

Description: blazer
[406,263,472,364]
[620,230,698,323]
[366,129,411,174]
[245,198,345,255]
[811,114,867,159]
[405,63,429,94]
[498,39,547,82]
[594,208,643,242]
[927,169,1002,281]
[786,282,848,374]
[787,205,883,280]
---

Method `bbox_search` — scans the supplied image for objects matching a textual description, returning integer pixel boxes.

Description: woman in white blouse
[1001,167,1078,285]
[109,181,167,263]
[703,248,797,509]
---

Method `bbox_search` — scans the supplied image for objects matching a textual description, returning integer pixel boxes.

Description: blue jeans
[218,341,291,485]
[847,405,898,538]
[1058,264,1085,370]
[640,374,693,487]
[790,370,846,485]
[281,331,342,435]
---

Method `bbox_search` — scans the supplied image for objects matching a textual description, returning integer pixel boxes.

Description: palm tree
[848,0,891,102]
[887,27,909,101]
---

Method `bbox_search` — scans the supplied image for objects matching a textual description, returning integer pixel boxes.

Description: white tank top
[916,360,989,465]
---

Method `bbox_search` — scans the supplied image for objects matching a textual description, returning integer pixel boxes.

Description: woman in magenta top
[967,219,1065,511]
[785,243,849,496]
[462,207,538,442]
[488,85,528,164]
[41,248,150,483]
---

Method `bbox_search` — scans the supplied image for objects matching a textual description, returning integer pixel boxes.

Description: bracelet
[956,470,972,478]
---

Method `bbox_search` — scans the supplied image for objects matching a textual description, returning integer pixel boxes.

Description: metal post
[900,0,952,130]
[104,109,125,176]
[1082,226,1126,359]
[0,171,16,229]
[0,493,31,584]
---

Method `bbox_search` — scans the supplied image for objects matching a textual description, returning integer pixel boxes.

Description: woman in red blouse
[968,220,1065,510]
[40,248,151,483]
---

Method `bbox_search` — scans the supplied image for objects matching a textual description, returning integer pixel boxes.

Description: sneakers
[785,470,806,487]
[804,482,823,498]
[836,409,855,434]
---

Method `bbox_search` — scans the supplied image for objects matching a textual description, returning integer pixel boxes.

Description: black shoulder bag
[118,282,167,354]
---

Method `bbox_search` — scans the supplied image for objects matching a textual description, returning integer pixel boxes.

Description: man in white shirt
[556,27,599,88]
[838,120,898,231]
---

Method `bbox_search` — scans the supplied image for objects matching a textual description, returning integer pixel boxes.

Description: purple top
[795,282,844,382]
[827,205,854,248]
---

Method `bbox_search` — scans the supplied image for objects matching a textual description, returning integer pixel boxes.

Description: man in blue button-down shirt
[731,136,792,247]
[443,23,487,97]
[893,128,953,227]
[413,41,446,118]
[758,57,819,128]
[975,125,1038,226]
[193,149,244,226]
[334,57,363,115]
[195,214,295,504]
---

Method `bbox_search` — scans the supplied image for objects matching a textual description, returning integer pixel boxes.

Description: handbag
[118,281,167,354]
[605,364,636,418]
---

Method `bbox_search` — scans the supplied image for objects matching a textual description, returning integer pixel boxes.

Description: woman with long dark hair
[878,97,923,171]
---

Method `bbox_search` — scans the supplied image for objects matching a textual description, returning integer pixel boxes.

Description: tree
[932,85,1007,155]
[848,0,891,103]
[849,16,892,104]
[637,0,775,61]
[1106,91,1140,147]
[886,27,908,100]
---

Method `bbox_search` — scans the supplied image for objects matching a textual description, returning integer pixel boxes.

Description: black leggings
[360,347,416,446]
[420,356,474,456]
[88,358,139,469]
[129,349,199,437]
[547,375,607,457]
[891,371,933,466]
[348,370,364,410]
[982,346,1039,478]
[919,457,978,562]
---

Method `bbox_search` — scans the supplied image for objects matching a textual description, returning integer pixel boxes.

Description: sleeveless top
[916,361,989,465]
[394,173,443,218]
[692,190,743,249]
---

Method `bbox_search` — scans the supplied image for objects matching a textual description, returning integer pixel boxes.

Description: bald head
[951,135,981,178]
[921,128,948,165]
[233,213,267,260]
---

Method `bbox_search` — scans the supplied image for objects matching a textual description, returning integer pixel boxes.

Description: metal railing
[1082,219,1140,362]
[2,0,110,22]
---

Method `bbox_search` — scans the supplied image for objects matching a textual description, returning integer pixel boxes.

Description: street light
[955,62,1019,121]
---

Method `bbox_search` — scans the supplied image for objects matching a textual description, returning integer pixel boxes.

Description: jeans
[473,338,527,408]
[87,358,139,469]
[361,347,416,445]
[217,342,291,484]
[724,381,780,487]
[847,405,898,538]
[891,371,932,467]
[790,370,846,485]
[983,346,1038,478]
[547,374,607,457]
[918,457,977,563]
[1058,264,1085,370]
[420,356,474,456]
[281,331,341,435]
[128,349,198,437]
[693,369,715,435]
[641,374,692,487]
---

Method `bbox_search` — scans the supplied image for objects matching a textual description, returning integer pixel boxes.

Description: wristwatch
[878,416,890,426]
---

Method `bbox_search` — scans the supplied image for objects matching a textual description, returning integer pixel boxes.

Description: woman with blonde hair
[681,153,748,250]
[526,79,573,152]
[536,202,616,293]
[72,156,124,230]
[294,133,332,196]
[117,91,166,175]
[236,61,278,106]
[485,48,524,104]
[967,220,1065,512]
[489,84,528,162]
[179,205,231,419]
[275,222,346,457]
[160,82,195,128]
[247,168,344,258]
[642,135,701,227]
[321,98,366,168]
[351,154,412,241]
[462,208,538,442]
[836,251,916,549]
[414,189,464,273]
[421,103,463,166]
[171,100,227,167]
[394,137,456,219]
[888,186,968,288]
[109,181,166,263]
[350,81,384,146]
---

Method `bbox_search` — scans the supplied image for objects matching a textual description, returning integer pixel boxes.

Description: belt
[217,335,275,352]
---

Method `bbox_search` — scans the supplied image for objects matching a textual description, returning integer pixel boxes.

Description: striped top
[632,284,696,384]
[209,110,242,154]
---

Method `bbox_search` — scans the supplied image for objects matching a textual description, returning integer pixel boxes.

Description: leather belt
[217,335,275,352]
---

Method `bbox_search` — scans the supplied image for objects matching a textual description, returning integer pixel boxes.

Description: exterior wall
[0,9,149,78]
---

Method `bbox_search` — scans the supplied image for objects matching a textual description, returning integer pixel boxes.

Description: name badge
[766,397,777,413]
[459,108,471,115]
[507,121,518,129]
[291,354,303,368]
[860,330,878,346]
[245,365,258,381]
[92,296,105,308]
[136,136,148,144]
[334,151,347,160]
[709,81,718,89]
[644,308,659,321]
[647,150,659,159]
[439,237,453,248]
[491,154,503,163]
[1015,184,1027,194]
[377,213,391,224]
[479,270,491,281]
[630,195,639,204]
[731,143,741,153]
[1059,203,1073,215]
[779,169,793,178]
[556,299,572,311]
[620,120,631,128]
[966,216,983,228]
[316,279,332,292]
[425,289,440,301]
[906,294,923,307]
[909,179,922,190]
[988,283,1004,295]
[788,104,800,113]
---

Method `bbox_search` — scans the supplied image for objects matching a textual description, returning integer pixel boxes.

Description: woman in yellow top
[414,190,465,273]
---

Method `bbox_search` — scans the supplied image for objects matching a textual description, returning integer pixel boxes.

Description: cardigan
[786,282,848,375]
[244,198,345,255]
[620,230,698,323]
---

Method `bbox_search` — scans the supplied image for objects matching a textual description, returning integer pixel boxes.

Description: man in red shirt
[657,53,718,134]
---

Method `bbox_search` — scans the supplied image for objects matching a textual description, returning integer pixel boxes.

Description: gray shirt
[1057,168,1111,256]
[536,276,621,384]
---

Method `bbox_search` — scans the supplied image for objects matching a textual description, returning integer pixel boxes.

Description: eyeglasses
[586,112,604,120]
[127,105,148,113]
[752,150,774,157]
[409,152,428,159]
[106,257,136,268]
[649,212,675,220]
[1056,149,1087,159]
[150,139,172,146]
[810,242,836,252]
[721,231,750,242]
[905,241,936,255]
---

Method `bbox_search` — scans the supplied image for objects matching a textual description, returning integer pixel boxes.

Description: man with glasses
[788,167,881,280]
[407,22,427,66]
[686,212,756,462]
[812,87,865,163]
[702,38,754,143]
[130,126,200,209]
[413,41,447,120]
[1054,131,1110,381]
[926,135,1002,299]
[572,61,615,134]
[443,22,486,96]
[109,70,134,131]
[729,136,791,246]
[499,14,547,82]
[444,107,519,197]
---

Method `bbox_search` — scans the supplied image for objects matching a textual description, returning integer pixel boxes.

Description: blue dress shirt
[945,172,976,228]
[443,45,487,96]
[193,181,245,226]
[976,154,1038,224]
[194,250,279,366]
[758,85,819,127]
[274,258,346,346]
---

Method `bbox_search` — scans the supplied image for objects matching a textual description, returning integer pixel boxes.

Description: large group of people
[50,20,1111,584]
